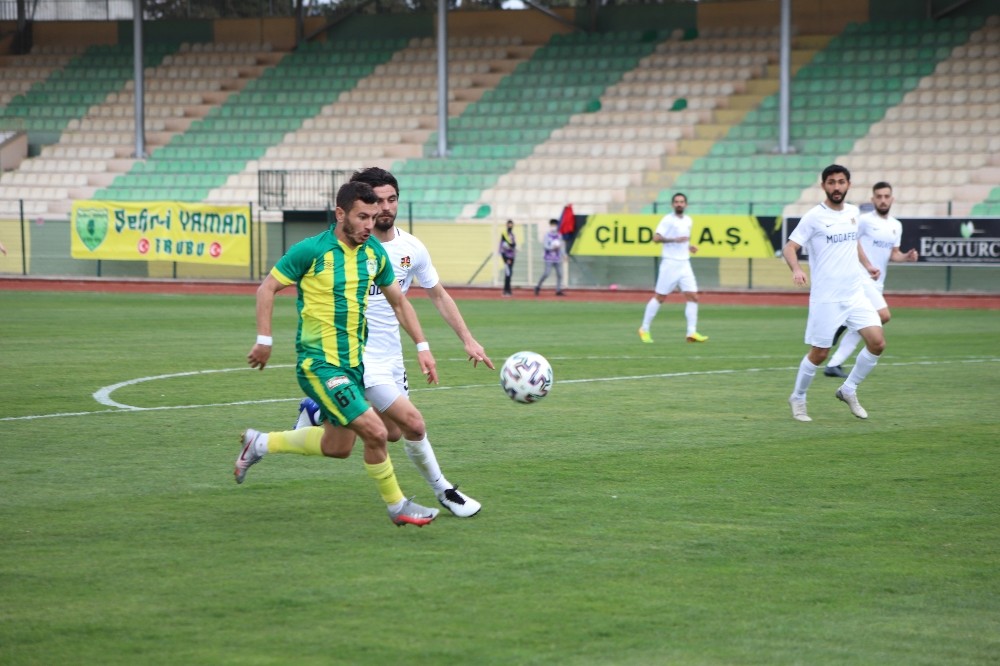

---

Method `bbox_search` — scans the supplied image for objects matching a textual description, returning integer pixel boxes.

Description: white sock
[844,348,879,391]
[404,437,450,494]
[792,355,817,399]
[828,330,861,368]
[641,298,660,331]
[255,433,269,454]
[685,301,698,335]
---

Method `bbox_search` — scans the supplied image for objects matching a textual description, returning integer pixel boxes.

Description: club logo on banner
[75,206,110,252]
[71,201,251,266]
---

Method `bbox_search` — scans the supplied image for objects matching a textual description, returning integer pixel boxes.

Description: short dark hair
[549,218,559,225]
[336,181,377,212]
[872,181,892,193]
[672,192,687,203]
[350,167,399,197]
[821,164,851,182]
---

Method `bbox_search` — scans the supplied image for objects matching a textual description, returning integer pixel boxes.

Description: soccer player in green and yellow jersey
[233,181,441,527]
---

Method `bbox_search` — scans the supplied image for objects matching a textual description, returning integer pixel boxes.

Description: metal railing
[258,170,350,211]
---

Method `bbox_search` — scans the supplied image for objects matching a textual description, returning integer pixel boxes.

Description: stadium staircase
[637,15,986,218]
[0,43,180,217]
[393,30,666,221]
[200,35,530,210]
[92,39,409,204]
[0,42,283,216]
[459,28,755,222]
[2,14,998,220]
[785,15,997,217]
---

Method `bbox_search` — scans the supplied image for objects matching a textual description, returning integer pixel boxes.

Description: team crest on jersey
[399,255,411,269]
[366,259,377,274]
[326,376,350,390]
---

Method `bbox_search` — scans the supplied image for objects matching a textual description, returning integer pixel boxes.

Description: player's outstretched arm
[426,284,495,369]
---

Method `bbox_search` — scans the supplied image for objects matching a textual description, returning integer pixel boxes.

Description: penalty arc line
[2,358,997,423]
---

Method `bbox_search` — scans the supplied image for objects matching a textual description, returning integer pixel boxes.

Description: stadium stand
[1,12,998,222]
[791,14,999,217]
[0,42,280,215]
[0,44,82,109]
[641,15,986,218]
[89,39,408,204]
[396,30,666,221]
[202,35,531,210]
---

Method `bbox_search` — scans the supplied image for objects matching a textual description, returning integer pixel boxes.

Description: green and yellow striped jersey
[271,229,395,368]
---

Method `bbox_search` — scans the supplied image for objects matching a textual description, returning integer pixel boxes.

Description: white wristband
[415,341,430,352]
[256,335,273,346]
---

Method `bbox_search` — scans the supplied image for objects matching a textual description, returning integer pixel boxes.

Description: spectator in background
[499,219,517,297]
[638,192,708,343]
[534,218,565,296]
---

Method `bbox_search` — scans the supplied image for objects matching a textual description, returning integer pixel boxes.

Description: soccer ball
[499,351,553,404]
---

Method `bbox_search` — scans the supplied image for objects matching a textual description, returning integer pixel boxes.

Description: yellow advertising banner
[71,201,251,266]
[571,214,776,258]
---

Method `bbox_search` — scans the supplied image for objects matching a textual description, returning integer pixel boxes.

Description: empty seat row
[608,81,742,98]
[265,144,386,159]
[855,135,1000,154]
[283,130,402,145]
[375,61,491,77]
[355,75,474,90]
[549,125,686,143]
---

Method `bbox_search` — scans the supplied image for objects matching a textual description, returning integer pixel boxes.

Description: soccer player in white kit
[296,168,494,517]
[637,192,708,343]
[823,182,918,378]
[782,165,886,422]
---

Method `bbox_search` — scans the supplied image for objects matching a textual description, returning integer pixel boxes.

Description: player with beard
[637,192,708,344]
[235,181,441,527]
[782,164,886,422]
[295,167,493,518]
[823,181,918,378]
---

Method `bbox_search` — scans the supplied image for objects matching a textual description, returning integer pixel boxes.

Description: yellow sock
[365,456,405,505]
[267,427,323,456]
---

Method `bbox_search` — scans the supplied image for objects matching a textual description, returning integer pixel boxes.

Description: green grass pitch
[1,290,998,665]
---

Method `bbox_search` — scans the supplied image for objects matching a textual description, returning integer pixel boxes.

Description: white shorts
[805,292,882,348]
[654,259,697,295]
[363,356,408,413]
[862,279,888,312]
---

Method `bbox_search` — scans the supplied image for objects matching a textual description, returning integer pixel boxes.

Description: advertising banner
[569,214,776,258]
[909,218,1000,264]
[784,216,1000,265]
[71,201,251,266]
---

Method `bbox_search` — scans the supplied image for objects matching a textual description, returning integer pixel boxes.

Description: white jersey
[857,211,902,288]
[789,202,865,303]
[364,227,439,362]
[655,213,693,261]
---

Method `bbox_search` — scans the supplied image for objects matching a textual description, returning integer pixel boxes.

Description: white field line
[0,358,997,422]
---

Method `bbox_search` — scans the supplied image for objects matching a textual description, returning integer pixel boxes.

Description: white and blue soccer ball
[500,351,553,404]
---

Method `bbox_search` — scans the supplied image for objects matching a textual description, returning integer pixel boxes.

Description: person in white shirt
[782,165,885,422]
[637,192,708,343]
[296,168,494,517]
[824,181,918,378]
